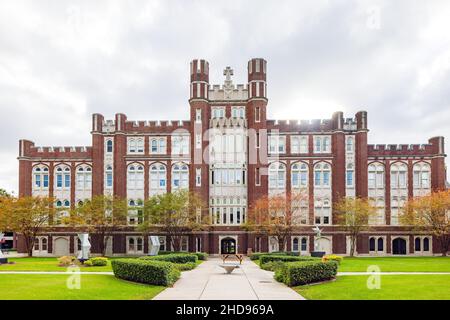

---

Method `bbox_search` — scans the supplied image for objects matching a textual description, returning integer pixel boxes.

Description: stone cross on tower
[223,66,234,99]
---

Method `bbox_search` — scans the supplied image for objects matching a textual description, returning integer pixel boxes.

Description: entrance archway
[392,238,407,255]
[221,237,236,254]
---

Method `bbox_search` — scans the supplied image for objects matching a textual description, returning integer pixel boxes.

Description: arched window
[159,138,166,153]
[301,237,308,251]
[172,163,189,190]
[391,162,408,188]
[369,237,376,251]
[368,163,384,188]
[423,237,430,251]
[128,238,135,251]
[415,237,421,251]
[56,200,63,207]
[76,165,92,191]
[137,138,144,153]
[105,166,113,188]
[314,198,331,225]
[291,163,308,188]
[377,238,384,251]
[150,164,167,195]
[33,165,49,190]
[41,238,48,251]
[314,163,331,187]
[127,164,144,190]
[346,136,354,152]
[269,162,286,189]
[413,163,430,189]
[63,200,70,207]
[151,139,158,153]
[292,238,299,252]
[55,165,71,189]
[106,140,113,153]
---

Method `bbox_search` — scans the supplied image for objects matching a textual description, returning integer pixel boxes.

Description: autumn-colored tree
[0,196,55,257]
[401,190,450,256]
[138,190,206,252]
[245,191,309,252]
[69,195,128,256]
[335,197,377,257]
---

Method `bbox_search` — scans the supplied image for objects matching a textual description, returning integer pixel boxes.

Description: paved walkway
[338,272,450,276]
[153,258,304,300]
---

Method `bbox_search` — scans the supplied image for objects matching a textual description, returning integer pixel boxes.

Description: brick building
[17,58,448,256]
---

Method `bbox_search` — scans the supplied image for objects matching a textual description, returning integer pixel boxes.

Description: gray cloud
[1,0,449,194]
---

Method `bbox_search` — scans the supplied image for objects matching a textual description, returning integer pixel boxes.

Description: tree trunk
[278,237,285,253]
[440,235,449,257]
[25,235,33,257]
[350,236,356,257]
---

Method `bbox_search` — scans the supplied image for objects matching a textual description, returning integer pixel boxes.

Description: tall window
[128,138,144,154]
[127,164,144,190]
[368,163,385,188]
[33,165,49,190]
[105,166,113,188]
[346,136,354,152]
[314,136,331,153]
[212,108,225,119]
[172,135,189,155]
[291,136,308,154]
[150,138,166,154]
[391,163,408,188]
[291,163,308,188]
[106,139,113,153]
[150,164,167,195]
[314,198,331,225]
[76,165,92,191]
[413,163,430,189]
[268,136,286,154]
[314,163,331,188]
[346,164,354,187]
[55,165,71,189]
[172,163,189,190]
[269,162,286,190]
[231,107,245,118]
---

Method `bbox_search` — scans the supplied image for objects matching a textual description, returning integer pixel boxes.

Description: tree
[139,190,206,252]
[245,191,309,252]
[0,196,55,257]
[401,190,450,256]
[69,195,128,256]
[335,197,377,257]
[0,189,11,198]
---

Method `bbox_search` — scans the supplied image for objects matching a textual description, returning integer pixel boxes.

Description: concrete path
[338,272,450,276]
[153,258,304,300]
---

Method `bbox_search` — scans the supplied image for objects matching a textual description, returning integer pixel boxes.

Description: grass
[295,275,450,300]
[0,274,164,300]
[338,256,450,272]
[0,257,113,272]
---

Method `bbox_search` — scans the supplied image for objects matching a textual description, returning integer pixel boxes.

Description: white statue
[148,236,161,256]
[77,233,91,261]
[312,226,324,252]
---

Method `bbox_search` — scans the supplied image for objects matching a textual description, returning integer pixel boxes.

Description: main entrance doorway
[392,238,407,255]
[221,237,237,254]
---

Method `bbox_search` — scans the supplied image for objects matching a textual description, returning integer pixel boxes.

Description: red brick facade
[16,58,448,256]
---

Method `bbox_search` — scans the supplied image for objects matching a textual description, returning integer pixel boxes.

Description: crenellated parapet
[368,137,445,157]
[18,140,92,159]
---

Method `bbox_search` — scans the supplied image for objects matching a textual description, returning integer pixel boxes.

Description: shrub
[140,253,198,264]
[259,255,318,265]
[89,257,108,266]
[250,252,301,260]
[158,251,208,261]
[57,256,76,266]
[194,252,208,261]
[175,262,197,271]
[260,261,286,272]
[322,254,343,264]
[111,259,180,286]
[83,260,93,266]
[275,261,338,286]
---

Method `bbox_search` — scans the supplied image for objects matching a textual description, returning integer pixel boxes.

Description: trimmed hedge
[139,253,198,264]
[158,251,208,261]
[259,255,318,265]
[111,259,180,286]
[250,252,300,260]
[88,257,108,266]
[275,261,338,286]
[175,262,197,271]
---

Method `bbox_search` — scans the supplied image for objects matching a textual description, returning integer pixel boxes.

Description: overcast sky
[1,0,449,195]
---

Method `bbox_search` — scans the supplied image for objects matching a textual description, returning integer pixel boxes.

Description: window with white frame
[127,236,144,254]
[128,199,143,225]
[55,165,71,189]
[180,236,189,252]
[292,237,308,252]
[105,165,113,188]
[76,165,92,191]
[314,136,331,153]
[291,196,309,225]
[196,168,201,186]
[106,139,113,153]
[33,237,48,253]
[414,236,431,253]
[127,164,144,190]
[369,237,385,253]
[33,165,49,190]
[150,164,167,195]
[128,137,144,154]
[314,198,331,225]
[211,107,225,119]
[150,137,166,154]
[158,236,167,251]
[291,136,308,154]
[255,107,261,122]
[368,163,385,189]
[55,199,70,225]
[269,162,286,190]
[268,135,286,154]
[346,136,354,152]
[291,163,308,188]
[390,196,407,225]
[314,163,331,188]
[391,162,408,188]
[231,107,245,118]
[346,163,354,187]
[171,135,189,155]
[172,163,189,190]
[413,162,430,189]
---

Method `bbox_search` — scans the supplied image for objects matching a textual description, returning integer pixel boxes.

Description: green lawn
[0,274,164,300]
[295,275,450,300]
[0,257,113,272]
[339,257,450,272]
